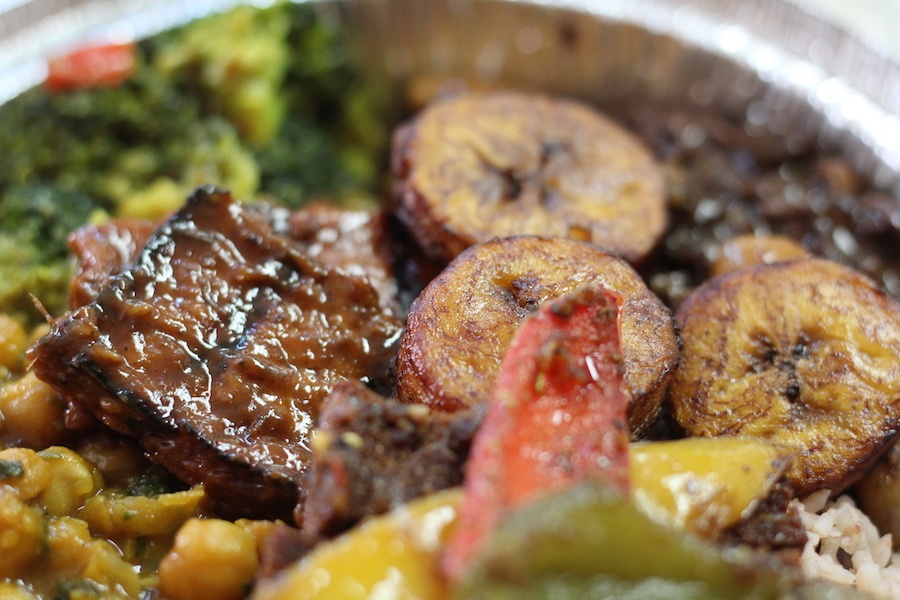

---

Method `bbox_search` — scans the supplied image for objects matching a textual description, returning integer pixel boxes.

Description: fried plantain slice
[394,236,678,438]
[670,257,900,497]
[392,92,667,265]
[710,233,808,277]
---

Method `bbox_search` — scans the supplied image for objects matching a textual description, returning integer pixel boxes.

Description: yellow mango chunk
[252,489,461,600]
[630,437,791,537]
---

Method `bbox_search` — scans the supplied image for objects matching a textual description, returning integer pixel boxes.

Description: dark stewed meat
[67,218,156,310]
[301,379,481,537]
[30,187,404,519]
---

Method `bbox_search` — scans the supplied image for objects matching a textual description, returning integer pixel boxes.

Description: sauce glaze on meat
[29,186,403,519]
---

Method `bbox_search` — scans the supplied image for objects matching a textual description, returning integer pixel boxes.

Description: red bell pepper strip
[442,285,631,583]
[46,42,137,92]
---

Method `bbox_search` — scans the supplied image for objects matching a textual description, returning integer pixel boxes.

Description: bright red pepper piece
[46,42,137,92]
[442,285,631,583]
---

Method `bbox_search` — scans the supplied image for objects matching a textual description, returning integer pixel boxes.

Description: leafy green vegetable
[150,4,291,146]
[0,184,95,323]
[257,2,389,206]
[114,117,259,218]
[0,1,386,214]
[256,114,351,207]
[0,66,201,208]
[0,183,96,259]
[0,2,389,325]
[146,1,389,207]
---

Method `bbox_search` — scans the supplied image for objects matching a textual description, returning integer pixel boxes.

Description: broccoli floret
[149,4,291,146]
[147,2,389,208]
[1,183,96,259]
[255,115,348,207]
[0,66,201,209]
[117,117,260,218]
[0,56,259,219]
[0,184,96,324]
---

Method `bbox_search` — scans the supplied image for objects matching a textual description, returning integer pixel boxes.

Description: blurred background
[795,0,900,59]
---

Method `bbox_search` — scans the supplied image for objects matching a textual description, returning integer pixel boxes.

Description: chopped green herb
[0,457,24,480]
[126,464,182,497]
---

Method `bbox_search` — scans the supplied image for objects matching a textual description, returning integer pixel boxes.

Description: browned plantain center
[748,332,811,402]
[482,140,569,209]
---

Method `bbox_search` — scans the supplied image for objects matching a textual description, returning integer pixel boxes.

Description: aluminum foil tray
[1,0,900,194]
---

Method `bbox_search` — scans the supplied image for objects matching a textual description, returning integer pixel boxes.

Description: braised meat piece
[287,202,401,318]
[257,522,318,581]
[724,478,807,566]
[30,187,404,519]
[67,219,156,309]
[301,380,481,537]
[68,204,401,315]
[61,221,161,432]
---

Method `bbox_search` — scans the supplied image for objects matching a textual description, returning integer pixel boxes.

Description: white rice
[795,489,900,598]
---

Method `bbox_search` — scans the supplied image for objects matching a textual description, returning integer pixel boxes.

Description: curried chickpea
[36,446,104,517]
[0,447,51,501]
[43,515,142,596]
[0,581,39,599]
[159,518,260,600]
[75,433,151,487]
[0,372,67,449]
[0,314,27,373]
[80,535,143,598]
[80,485,208,540]
[44,516,95,575]
[0,492,44,578]
[236,518,279,548]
